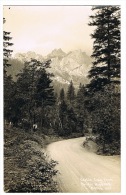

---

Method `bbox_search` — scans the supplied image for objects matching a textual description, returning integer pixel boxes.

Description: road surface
[47,137,120,193]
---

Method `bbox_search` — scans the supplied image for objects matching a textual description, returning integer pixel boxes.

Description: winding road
[47,137,120,193]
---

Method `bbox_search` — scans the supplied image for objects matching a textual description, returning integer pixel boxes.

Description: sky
[3,6,94,56]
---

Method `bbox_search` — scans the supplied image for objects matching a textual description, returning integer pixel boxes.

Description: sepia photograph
[2,0,125,193]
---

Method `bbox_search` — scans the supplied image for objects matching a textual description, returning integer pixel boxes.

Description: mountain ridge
[7,49,92,92]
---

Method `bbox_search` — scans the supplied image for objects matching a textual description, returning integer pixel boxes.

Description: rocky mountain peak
[66,50,91,66]
[47,48,66,59]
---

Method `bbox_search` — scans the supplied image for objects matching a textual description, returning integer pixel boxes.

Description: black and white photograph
[1,0,126,193]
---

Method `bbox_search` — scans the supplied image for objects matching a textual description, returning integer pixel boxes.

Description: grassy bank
[4,127,62,192]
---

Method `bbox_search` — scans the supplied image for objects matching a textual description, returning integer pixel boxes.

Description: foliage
[59,88,65,101]
[67,80,75,103]
[3,18,13,72]
[75,84,86,132]
[4,75,15,120]
[55,83,91,136]
[89,84,120,153]
[6,59,55,128]
[7,58,24,81]
[58,100,71,136]
[87,6,120,91]
[84,6,121,154]
[4,18,15,123]
[4,127,59,192]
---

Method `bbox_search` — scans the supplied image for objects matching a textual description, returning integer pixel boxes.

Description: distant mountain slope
[7,49,92,91]
[15,51,44,62]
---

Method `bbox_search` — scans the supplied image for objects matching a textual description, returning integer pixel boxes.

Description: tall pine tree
[3,18,13,73]
[4,18,14,124]
[76,84,86,133]
[36,66,55,127]
[67,80,75,103]
[59,88,65,101]
[87,6,120,91]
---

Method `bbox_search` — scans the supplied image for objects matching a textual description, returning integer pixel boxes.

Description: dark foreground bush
[4,127,59,192]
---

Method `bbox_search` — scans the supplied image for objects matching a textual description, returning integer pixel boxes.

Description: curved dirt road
[47,137,120,193]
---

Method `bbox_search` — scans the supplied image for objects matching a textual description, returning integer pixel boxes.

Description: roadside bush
[90,84,120,154]
[8,158,58,192]
[4,127,59,192]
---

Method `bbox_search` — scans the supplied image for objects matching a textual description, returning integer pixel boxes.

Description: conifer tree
[59,88,65,101]
[67,80,75,103]
[4,18,14,123]
[67,106,77,133]
[59,100,68,134]
[87,6,120,91]
[36,67,55,127]
[3,18,13,73]
[76,83,85,110]
[76,84,86,132]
